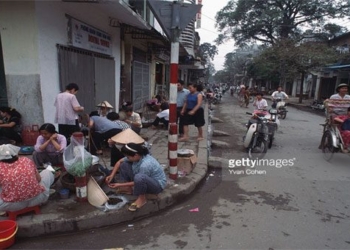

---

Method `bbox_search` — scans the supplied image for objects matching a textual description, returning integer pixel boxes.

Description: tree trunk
[298,71,305,104]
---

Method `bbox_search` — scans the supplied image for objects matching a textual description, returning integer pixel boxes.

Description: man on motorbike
[253,92,268,113]
[271,86,289,108]
[245,93,270,148]
[246,92,268,128]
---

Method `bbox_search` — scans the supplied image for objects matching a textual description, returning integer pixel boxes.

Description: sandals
[128,201,147,212]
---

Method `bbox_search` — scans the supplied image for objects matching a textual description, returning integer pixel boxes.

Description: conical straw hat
[96,101,113,109]
[110,128,145,144]
[87,177,109,207]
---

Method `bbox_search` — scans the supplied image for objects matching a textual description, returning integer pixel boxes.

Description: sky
[196,0,235,71]
[195,1,350,72]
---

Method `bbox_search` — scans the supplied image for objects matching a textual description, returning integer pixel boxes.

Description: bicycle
[319,99,350,161]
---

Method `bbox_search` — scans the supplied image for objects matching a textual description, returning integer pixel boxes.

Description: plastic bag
[95,195,128,212]
[63,135,92,177]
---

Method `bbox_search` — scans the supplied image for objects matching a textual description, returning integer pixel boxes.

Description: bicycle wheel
[321,131,334,161]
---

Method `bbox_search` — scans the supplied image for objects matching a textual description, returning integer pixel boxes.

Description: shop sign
[68,17,112,55]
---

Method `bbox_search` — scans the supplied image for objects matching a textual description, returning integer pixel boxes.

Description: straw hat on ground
[110,128,145,144]
[96,101,113,109]
[87,177,109,207]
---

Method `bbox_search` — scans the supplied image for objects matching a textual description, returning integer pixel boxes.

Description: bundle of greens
[64,144,92,177]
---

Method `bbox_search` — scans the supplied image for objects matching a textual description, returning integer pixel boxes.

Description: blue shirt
[90,116,123,133]
[177,88,190,107]
[186,92,199,109]
[125,154,167,189]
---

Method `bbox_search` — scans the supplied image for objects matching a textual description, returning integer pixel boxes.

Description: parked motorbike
[310,99,325,111]
[272,99,288,119]
[212,92,222,104]
[243,112,269,159]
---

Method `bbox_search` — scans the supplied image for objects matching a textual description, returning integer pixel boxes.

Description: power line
[197,27,219,34]
[201,13,216,22]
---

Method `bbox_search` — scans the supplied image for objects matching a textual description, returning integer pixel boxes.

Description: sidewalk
[6,108,209,238]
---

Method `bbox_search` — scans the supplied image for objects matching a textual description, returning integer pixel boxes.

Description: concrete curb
[14,105,209,238]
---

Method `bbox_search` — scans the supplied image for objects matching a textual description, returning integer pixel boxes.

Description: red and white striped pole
[168,31,180,180]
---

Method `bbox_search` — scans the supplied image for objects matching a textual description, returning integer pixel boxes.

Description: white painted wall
[35,1,121,123]
[0,1,121,125]
[0,1,39,74]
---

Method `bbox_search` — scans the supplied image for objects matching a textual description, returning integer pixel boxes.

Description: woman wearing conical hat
[96,101,113,117]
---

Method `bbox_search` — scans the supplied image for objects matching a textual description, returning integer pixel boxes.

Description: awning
[325,64,350,70]
[62,0,151,30]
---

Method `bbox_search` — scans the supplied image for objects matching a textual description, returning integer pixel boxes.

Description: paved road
[15,94,350,249]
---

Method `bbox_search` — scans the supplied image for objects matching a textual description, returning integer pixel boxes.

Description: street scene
[1,0,350,249]
[13,94,350,249]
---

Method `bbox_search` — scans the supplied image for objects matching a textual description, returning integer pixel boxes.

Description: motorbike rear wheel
[248,138,267,159]
[321,131,334,161]
[280,111,287,119]
[268,134,274,149]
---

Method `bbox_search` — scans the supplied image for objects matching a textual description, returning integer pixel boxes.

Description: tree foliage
[215,0,350,46]
[251,39,341,102]
[198,42,218,61]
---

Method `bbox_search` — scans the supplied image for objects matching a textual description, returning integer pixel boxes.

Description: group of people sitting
[0,118,166,213]
[0,79,207,213]
[0,100,167,213]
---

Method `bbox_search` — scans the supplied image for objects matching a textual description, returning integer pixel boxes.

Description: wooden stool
[7,205,41,220]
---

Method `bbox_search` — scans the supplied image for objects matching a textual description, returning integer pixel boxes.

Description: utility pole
[167,2,181,180]
[148,0,201,180]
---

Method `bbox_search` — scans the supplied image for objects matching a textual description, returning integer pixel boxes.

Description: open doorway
[0,33,8,107]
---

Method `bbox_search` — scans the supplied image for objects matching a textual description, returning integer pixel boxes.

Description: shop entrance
[0,33,8,107]
[57,45,115,113]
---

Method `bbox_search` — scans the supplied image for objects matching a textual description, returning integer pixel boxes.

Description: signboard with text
[196,0,202,29]
[69,17,112,56]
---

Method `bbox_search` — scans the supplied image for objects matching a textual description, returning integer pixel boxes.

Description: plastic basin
[0,220,17,249]
[0,220,16,239]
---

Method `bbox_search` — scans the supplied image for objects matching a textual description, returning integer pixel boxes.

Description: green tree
[215,0,350,46]
[198,43,218,61]
[253,40,339,103]
[214,70,230,83]
[198,43,218,83]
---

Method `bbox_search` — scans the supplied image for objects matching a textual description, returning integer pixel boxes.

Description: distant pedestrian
[177,80,190,137]
[54,83,84,141]
[179,83,205,141]
[244,86,250,108]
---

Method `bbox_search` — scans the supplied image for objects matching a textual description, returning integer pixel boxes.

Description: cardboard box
[178,154,197,174]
